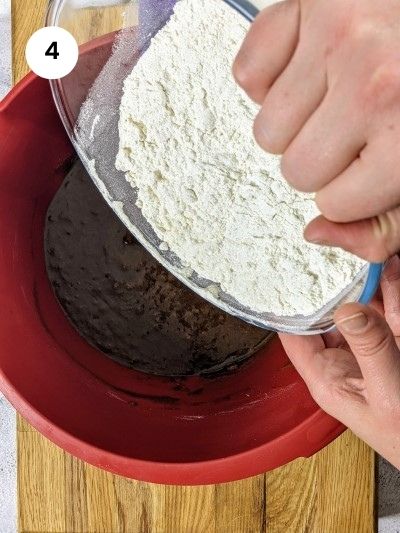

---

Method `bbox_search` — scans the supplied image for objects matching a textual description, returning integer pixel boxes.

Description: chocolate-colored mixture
[45,161,269,376]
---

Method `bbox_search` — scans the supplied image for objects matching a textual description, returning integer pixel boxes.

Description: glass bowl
[46,0,383,334]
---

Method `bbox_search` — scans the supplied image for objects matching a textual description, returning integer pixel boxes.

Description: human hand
[233,0,400,262]
[279,256,400,468]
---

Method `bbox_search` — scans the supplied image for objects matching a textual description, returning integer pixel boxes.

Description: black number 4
[45,42,60,59]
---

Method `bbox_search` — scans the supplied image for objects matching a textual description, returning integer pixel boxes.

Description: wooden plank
[18,419,68,533]
[266,431,375,533]
[18,414,266,533]
[215,476,266,532]
[12,0,46,82]
[316,431,375,533]
[13,1,375,531]
[18,415,374,533]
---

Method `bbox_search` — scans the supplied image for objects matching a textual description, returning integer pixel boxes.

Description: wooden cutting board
[13,1,375,531]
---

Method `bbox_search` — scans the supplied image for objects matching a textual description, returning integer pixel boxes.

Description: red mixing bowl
[0,73,344,485]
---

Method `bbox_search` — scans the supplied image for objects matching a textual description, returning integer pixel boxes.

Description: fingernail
[337,312,368,333]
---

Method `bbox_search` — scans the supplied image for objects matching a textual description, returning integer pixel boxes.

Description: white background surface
[0,395,16,533]
[0,2,17,532]
[0,0,12,98]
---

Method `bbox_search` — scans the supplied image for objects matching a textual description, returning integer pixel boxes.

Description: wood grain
[13,0,375,531]
[18,417,375,533]
[266,431,375,533]
[12,0,46,82]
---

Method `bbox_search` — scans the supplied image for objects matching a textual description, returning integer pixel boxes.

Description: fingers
[233,0,300,105]
[280,333,367,421]
[279,333,324,384]
[253,45,328,154]
[380,255,400,336]
[316,137,400,222]
[335,302,400,399]
[304,209,400,262]
[279,87,366,192]
[271,38,370,191]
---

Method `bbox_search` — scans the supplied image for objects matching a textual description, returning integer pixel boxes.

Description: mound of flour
[116,0,365,317]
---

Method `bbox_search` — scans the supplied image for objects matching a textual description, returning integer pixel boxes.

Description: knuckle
[350,20,376,46]
[363,61,400,108]
[349,19,400,107]
[357,329,392,357]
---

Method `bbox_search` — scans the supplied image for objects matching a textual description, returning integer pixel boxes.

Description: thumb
[304,208,400,262]
[334,303,400,399]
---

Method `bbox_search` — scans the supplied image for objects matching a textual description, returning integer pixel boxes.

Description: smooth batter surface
[45,161,269,376]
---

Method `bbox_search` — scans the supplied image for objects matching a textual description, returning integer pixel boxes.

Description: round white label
[25,27,79,80]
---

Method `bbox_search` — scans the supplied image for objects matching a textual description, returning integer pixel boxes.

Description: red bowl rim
[1,363,344,484]
[0,73,345,485]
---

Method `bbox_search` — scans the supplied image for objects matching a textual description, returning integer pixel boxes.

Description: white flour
[116,0,365,317]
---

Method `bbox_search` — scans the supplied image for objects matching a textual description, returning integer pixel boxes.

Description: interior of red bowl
[0,73,343,485]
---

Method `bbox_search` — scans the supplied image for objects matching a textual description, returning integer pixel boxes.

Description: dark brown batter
[45,161,269,376]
